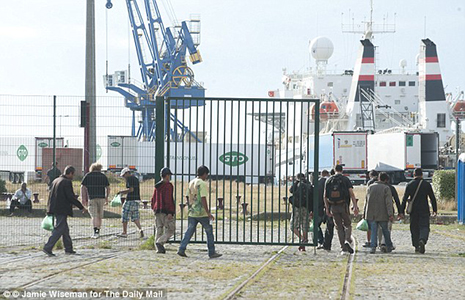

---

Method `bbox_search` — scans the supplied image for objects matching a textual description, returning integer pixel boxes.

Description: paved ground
[0,223,464,300]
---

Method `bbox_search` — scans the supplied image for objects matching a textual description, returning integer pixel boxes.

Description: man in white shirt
[10,183,33,215]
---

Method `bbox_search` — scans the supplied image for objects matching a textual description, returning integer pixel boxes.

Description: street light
[58,115,69,137]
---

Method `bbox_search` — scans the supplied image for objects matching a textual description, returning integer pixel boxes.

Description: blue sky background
[0,0,464,98]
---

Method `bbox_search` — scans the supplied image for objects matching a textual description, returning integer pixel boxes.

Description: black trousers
[9,200,32,213]
[44,214,73,252]
[318,215,334,249]
[410,212,430,248]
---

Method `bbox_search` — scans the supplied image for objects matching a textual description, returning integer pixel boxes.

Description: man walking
[81,163,110,238]
[43,166,87,256]
[9,183,33,215]
[377,174,402,249]
[364,172,395,254]
[117,168,144,238]
[364,170,379,248]
[45,162,61,191]
[401,168,437,254]
[316,170,334,250]
[151,167,175,254]
[289,173,312,252]
[324,165,359,254]
[178,166,222,258]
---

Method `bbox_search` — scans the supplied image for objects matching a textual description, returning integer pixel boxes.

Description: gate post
[312,99,320,248]
[155,96,165,183]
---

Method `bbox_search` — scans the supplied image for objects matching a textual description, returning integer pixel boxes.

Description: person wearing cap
[151,167,175,253]
[117,168,144,238]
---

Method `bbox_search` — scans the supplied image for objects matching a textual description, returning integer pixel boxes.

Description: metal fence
[0,94,320,249]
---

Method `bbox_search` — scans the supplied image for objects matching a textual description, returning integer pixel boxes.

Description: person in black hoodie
[151,167,175,254]
[43,166,87,256]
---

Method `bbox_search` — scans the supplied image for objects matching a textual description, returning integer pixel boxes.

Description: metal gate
[155,97,320,246]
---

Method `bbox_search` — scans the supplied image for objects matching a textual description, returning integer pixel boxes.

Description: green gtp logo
[38,142,48,148]
[219,151,248,166]
[110,142,121,147]
[17,145,28,161]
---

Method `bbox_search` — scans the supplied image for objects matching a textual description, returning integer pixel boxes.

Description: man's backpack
[289,181,313,208]
[325,175,348,204]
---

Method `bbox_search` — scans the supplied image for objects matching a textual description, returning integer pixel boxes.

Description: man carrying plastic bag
[43,166,88,257]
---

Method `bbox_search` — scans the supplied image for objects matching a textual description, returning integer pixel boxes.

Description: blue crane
[105,0,205,141]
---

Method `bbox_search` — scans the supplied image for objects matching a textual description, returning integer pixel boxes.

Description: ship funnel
[418,38,452,145]
[346,39,375,130]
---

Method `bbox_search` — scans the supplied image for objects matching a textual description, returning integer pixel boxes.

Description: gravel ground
[0,222,464,300]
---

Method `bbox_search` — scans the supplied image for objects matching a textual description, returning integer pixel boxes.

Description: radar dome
[400,59,407,68]
[309,37,334,61]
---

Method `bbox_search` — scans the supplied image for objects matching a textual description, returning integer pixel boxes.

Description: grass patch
[98,241,112,249]
[140,235,156,250]
[53,239,63,250]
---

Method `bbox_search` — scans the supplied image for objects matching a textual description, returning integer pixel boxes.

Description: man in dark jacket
[151,167,175,254]
[313,170,334,250]
[289,173,312,252]
[43,166,87,256]
[401,168,437,254]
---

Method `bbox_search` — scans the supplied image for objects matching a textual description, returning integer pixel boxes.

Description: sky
[1,0,465,98]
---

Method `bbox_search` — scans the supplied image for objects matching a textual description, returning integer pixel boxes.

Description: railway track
[16,253,121,289]
[222,237,358,300]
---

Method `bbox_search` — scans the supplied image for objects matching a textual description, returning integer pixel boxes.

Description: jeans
[179,217,215,256]
[44,214,73,252]
[378,221,393,246]
[410,213,430,248]
[369,220,393,249]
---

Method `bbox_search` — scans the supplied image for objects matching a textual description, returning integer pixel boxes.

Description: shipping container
[0,137,64,181]
[367,132,439,183]
[107,136,275,183]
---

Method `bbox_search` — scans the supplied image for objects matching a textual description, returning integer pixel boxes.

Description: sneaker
[91,233,100,239]
[177,250,187,257]
[362,241,371,248]
[209,252,223,259]
[345,241,354,254]
[415,247,420,254]
[380,245,387,253]
[155,243,166,254]
[298,246,306,252]
[418,240,426,254]
[386,247,393,253]
[139,230,144,239]
[370,247,376,254]
[65,250,77,255]
[317,244,325,250]
[117,233,128,238]
[8,213,14,217]
[43,249,56,257]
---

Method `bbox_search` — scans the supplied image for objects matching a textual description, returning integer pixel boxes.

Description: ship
[268,1,465,181]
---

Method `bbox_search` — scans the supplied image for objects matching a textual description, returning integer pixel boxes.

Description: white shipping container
[108,136,275,184]
[368,132,422,171]
[333,131,368,171]
[107,136,138,170]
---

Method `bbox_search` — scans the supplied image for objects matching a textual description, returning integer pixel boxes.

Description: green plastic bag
[41,215,54,231]
[110,194,122,207]
[356,219,369,232]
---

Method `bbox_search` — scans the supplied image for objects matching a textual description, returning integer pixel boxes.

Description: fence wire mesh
[0,95,320,249]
